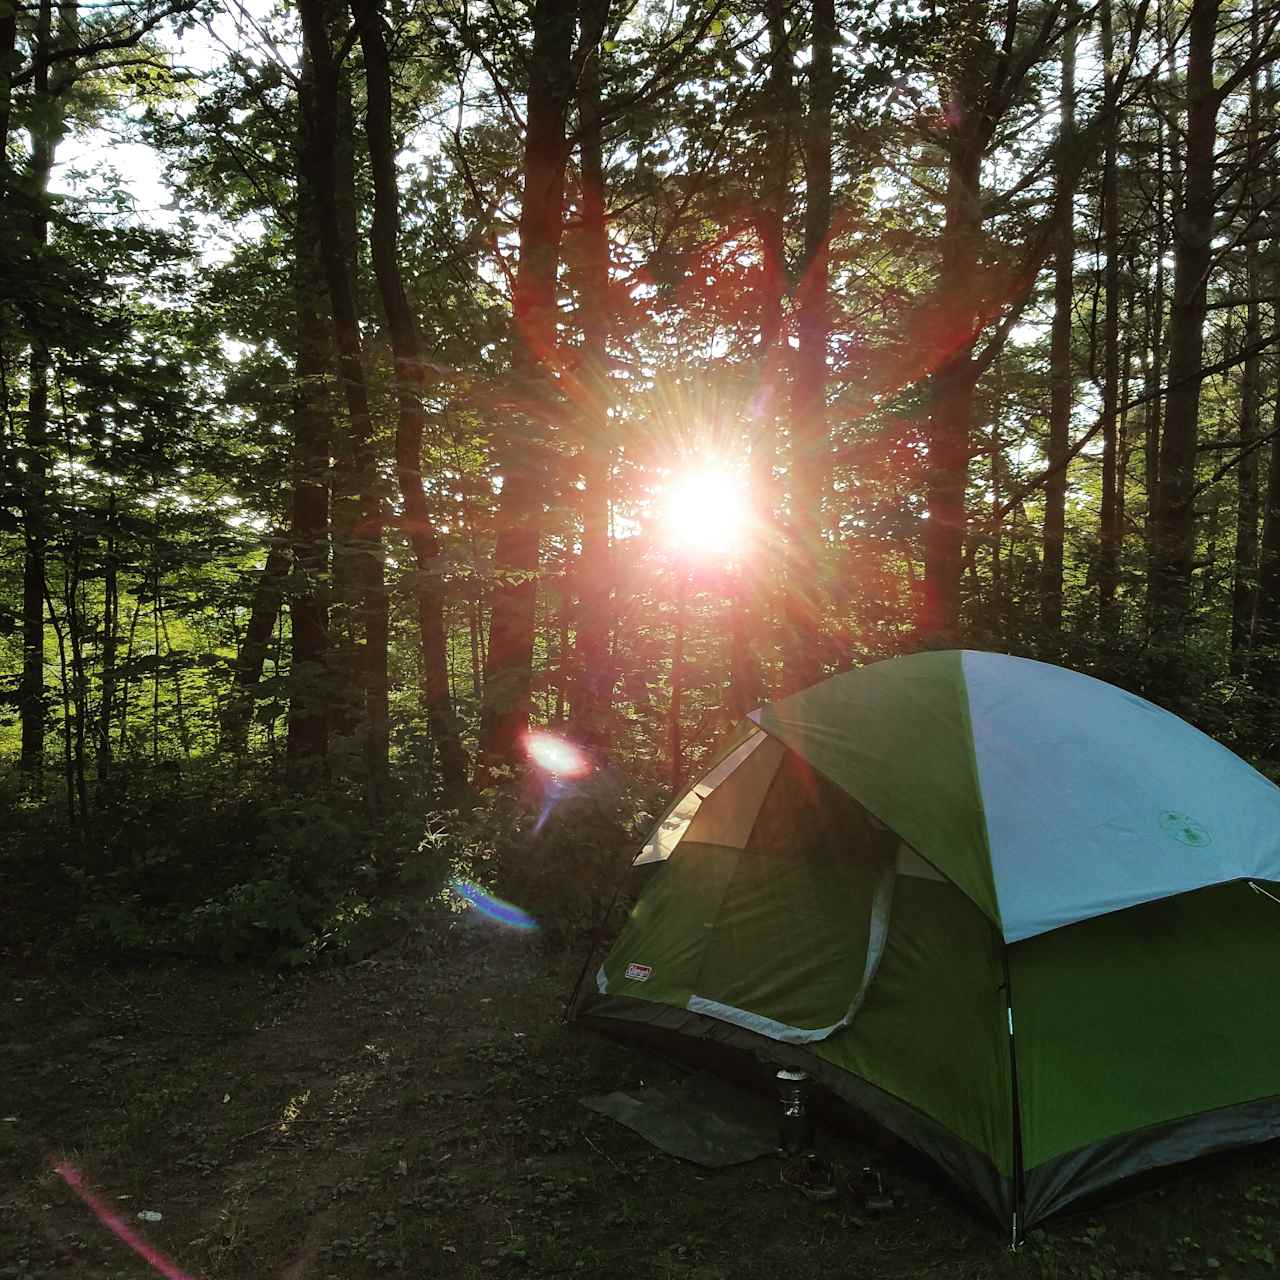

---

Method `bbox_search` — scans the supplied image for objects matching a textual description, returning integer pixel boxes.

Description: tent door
[685,851,897,1045]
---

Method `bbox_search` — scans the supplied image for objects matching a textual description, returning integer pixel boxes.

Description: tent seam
[955,650,1004,933]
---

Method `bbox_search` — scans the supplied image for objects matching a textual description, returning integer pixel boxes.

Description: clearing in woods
[3,930,1280,1279]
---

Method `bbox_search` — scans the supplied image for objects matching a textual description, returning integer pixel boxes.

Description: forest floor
[3,928,1280,1280]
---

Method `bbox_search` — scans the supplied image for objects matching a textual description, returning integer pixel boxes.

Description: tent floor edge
[576,992,1013,1231]
[1023,1091,1280,1225]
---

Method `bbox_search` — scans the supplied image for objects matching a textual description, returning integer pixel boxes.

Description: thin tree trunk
[0,0,16,187]
[117,595,141,753]
[1098,0,1121,617]
[157,602,190,760]
[19,0,55,780]
[298,0,389,794]
[921,133,983,643]
[731,0,792,713]
[64,538,88,816]
[1041,10,1077,634]
[45,581,74,825]
[225,541,290,754]
[285,51,334,767]
[991,426,1004,634]
[1254,356,1280,653]
[287,283,333,763]
[669,570,687,788]
[783,0,834,693]
[1149,0,1221,629]
[1231,30,1263,667]
[151,562,161,763]
[1253,71,1280,661]
[353,0,469,798]
[569,0,616,750]
[1233,299,1262,663]
[477,0,575,780]
[97,492,118,780]
[1116,277,1137,588]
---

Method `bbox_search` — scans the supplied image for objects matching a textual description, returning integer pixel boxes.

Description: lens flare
[450,878,538,931]
[525,730,590,778]
[54,1162,198,1280]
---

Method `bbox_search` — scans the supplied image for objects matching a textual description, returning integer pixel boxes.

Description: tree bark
[921,129,983,644]
[1253,67,1280,661]
[1253,312,1280,654]
[669,570,687,788]
[354,0,469,799]
[1098,0,1122,617]
[476,0,575,780]
[730,0,792,714]
[1149,0,1221,630]
[286,279,333,765]
[1233,294,1262,663]
[782,0,833,693]
[96,492,119,780]
[1231,29,1264,667]
[298,0,389,792]
[1041,10,1076,634]
[19,0,57,780]
[568,0,616,751]
[225,541,290,754]
[0,0,16,193]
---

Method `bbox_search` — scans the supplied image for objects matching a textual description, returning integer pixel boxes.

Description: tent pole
[1001,945,1026,1248]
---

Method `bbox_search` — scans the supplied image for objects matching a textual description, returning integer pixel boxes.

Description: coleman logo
[624,962,653,982]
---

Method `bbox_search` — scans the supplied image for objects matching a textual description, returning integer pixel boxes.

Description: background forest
[4,0,1280,961]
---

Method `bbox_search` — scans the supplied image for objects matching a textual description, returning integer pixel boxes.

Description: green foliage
[0,762,455,966]
[409,764,657,950]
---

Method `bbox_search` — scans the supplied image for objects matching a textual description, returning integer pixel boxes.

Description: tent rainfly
[574,650,1280,1236]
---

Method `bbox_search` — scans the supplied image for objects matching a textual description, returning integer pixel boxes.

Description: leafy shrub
[1,760,455,966]
[468,762,656,949]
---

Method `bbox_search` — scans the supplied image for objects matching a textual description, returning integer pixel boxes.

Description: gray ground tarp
[582,1071,778,1167]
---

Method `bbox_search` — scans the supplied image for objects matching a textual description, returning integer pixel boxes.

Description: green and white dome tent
[576,650,1280,1235]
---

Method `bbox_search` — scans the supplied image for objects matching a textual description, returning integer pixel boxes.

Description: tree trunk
[354,0,469,799]
[1253,68,1280,662]
[18,0,56,780]
[1253,313,1280,655]
[730,0,792,713]
[1142,0,1175,595]
[669,570,687,788]
[1231,36,1264,668]
[568,0,615,750]
[1041,10,1076,634]
[225,541,290,754]
[1233,297,1262,665]
[921,132,983,643]
[286,268,332,768]
[97,492,119,780]
[0,0,16,192]
[285,45,333,767]
[1149,0,1220,630]
[1098,0,1121,618]
[477,0,575,780]
[297,0,389,792]
[782,0,834,693]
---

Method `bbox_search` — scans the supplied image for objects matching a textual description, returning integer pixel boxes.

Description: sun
[660,463,751,560]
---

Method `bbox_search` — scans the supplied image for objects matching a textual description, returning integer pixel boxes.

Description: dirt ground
[3,927,1280,1280]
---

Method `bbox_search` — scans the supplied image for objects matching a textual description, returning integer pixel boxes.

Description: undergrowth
[1,755,658,968]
